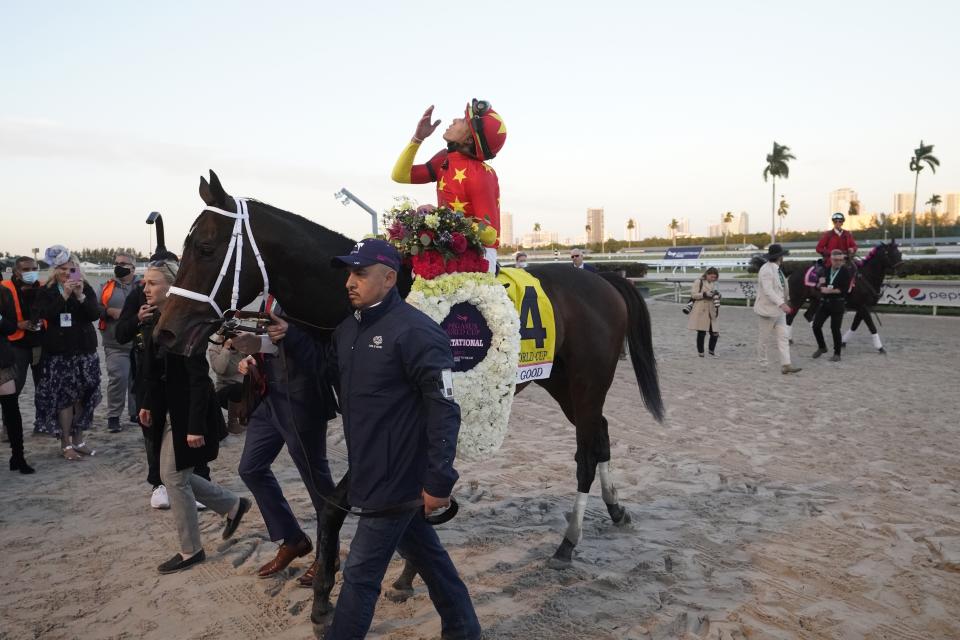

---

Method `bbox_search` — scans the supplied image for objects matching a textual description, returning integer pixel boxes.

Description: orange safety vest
[0,280,25,341]
[98,280,117,330]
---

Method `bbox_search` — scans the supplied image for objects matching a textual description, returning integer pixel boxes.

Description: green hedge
[593,262,649,277]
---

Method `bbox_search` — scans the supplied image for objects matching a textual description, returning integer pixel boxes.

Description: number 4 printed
[519,286,546,348]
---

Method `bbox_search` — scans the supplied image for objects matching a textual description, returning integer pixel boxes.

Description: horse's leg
[859,308,885,353]
[785,308,798,344]
[843,308,863,348]
[386,559,420,602]
[540,373,617,566]
[311,471,350,624]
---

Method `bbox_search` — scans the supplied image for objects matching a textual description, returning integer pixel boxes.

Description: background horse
[749,241,902,353]
[156,171,665,620]
[782,241,902,353]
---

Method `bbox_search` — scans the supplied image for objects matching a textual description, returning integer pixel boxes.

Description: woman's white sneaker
[151,485,170,510]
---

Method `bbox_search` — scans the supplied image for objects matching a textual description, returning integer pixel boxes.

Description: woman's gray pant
[160,426,238,556]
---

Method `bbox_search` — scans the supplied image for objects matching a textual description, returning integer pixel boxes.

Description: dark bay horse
[780,240,903,352]
[156,171,664,620]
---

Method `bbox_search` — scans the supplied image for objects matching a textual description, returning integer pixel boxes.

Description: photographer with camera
[33,246,102,461]
[687,267,721,357]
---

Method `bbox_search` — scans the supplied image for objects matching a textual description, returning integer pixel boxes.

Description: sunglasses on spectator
[148,260,178,278]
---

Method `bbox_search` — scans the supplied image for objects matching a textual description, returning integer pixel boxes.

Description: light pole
[335,188,378,236]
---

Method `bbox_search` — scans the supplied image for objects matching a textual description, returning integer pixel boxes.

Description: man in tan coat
[754,244,802,374]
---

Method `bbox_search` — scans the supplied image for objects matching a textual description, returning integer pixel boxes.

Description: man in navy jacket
[325,239,480,640]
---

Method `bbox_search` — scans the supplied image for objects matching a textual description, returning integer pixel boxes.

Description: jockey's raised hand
[413,105,441,143]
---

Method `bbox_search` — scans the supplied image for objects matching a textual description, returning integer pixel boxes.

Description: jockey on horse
[806,211,858,320]
[391,99,507,273]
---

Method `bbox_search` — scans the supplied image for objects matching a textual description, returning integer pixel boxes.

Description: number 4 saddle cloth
[497,268,557,382]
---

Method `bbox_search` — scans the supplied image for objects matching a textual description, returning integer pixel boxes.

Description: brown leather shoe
[297,558,320,587]
[257,536,313,578]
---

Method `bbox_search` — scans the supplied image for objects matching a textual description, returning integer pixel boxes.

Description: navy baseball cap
[331,239,401,272]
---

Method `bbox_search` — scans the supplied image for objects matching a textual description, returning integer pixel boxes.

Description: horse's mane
[246,198,356,245]
[859,244,882,265]
[183,197,356,252]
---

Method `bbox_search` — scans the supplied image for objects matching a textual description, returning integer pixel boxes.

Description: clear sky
[2,1,958,256]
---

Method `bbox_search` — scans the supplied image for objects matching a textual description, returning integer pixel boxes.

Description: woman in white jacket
[754,244,802,374]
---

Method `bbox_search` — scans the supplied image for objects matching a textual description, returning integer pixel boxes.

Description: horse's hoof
[614,509,632,527]
[549,538,576,568]
[878,348,887,354]
[310,598,334,625]
[606,503,631,526]
[385,586,415,603]
[788,339,794,345]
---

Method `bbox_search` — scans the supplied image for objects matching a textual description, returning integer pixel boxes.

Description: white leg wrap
[563,493,589,544]
[784,323,792,340]
[842,329,854,343]
[872,333,883,349]
[598,461,618,504]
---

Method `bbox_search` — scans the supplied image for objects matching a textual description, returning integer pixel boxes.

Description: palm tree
[763,142,796,243]
[722,211,734,248]
[626,218,636,248]
[909,140,939,245]
[927,194,942,243]
[776,197,789,234]
[533,222,541,232]
[668,218,679,247]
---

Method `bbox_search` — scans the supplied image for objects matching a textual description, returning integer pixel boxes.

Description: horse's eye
[197,243,215,257]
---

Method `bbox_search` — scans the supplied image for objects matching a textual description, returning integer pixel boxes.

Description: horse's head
[878,239,904,274]
[155,170,268,356]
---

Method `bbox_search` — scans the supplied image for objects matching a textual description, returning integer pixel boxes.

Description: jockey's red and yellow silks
[392,144,501,247]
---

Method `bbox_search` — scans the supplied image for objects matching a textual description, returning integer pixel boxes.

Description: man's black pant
[813,298,845,355]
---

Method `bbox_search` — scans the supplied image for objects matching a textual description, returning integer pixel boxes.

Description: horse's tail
[747,255,766,273]
[599,273,665,423]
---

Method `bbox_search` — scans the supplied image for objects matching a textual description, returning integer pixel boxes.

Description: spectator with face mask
[32,245,102,461]
[514,252,529,269]
[1,257,44,452]
[98,252,140,433]
[1,282,36,473]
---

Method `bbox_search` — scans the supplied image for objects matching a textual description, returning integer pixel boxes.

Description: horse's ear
[199,176,215,206]
[208,170,228,205]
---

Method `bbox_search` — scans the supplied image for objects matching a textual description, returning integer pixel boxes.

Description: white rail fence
[642,278,960,315]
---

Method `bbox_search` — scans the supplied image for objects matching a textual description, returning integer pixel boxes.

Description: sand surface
[2,302,959,639]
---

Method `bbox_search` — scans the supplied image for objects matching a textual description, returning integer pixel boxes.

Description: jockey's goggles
[469,98,493,159]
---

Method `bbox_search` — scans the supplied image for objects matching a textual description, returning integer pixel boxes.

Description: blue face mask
[21,271,40,285]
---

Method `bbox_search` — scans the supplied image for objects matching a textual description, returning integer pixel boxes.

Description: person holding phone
[32,246,102,461]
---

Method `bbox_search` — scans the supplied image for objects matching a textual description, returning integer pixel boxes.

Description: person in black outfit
[137,260,250,574]
[812,250,852,362]
[1,283,35,473]
[114,251,210,508]
[318,239,480,639]
[32,246,102,460]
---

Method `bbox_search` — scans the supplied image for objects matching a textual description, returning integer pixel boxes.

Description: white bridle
[168,197,270,318]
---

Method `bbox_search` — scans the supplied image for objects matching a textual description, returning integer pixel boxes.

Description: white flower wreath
[406,272,520,462]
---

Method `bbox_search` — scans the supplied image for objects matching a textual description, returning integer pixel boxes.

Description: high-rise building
[737,212,749,234]
[501,211,514,246]
[894,192,916,216]
[520,230,558,248]
[586,208,604,244]
[943,193,960,223]
[829,188,858,216]
[667,218,691,238]
[708,223,723,238]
